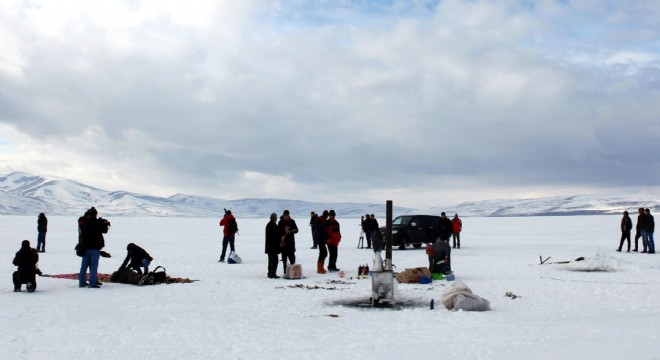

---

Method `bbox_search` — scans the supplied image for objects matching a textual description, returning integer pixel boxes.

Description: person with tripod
[361,214,372,249]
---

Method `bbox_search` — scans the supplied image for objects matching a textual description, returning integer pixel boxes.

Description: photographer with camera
[219,209,238,262]
[78,207,111,288]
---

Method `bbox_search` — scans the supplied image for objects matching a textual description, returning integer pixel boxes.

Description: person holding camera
[278,210,299,274]
[219,209,238,262]
[78,207,110,288]
[12,240,40,292]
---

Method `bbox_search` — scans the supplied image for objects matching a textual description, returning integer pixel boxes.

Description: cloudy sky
[0,0,659,208]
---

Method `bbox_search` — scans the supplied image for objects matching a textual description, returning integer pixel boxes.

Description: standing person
[451,213,462,249]
[644,208,655,254]
[309,212,318,249]
[218,209,238,262]
[278,210,299,273]
[78,207,110,288]
[119,243,153,274]
[12,240,40,292]
[437,212,453,243]
[36,213,47,253]
[326,210,342,272]
[315,210,329,274]
[617,211,633,252]
[265,213,282,278]
[633,208,645,252]
[370,214,379,251]
[361,214,372,249]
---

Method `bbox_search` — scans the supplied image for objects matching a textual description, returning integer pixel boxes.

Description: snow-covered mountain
[0,172,411,217]
[1,172,657,217]
[426,194,660,217]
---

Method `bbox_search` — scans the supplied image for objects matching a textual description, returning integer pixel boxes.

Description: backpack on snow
[227,251,242,264]
[227,218,238,234]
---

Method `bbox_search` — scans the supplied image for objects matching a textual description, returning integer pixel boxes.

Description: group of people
[258,209,342,278]
[360,214,380,249]
[618,208,655,253]
[12,208,154,292]
[218,209,465,279]
[426,212,461,275]
[436,212,463,249]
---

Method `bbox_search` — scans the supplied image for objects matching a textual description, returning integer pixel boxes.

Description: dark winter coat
[121,244,153,269]
[278,218,298,253]
[13,242,39,282]
[80,216,109,250]
[431,240,451,274]
[437,217,453,241]
[621,216,633,233]
[37,214,47,233]
[314,217,328,246]
[265,220,282,254]
[310,214,318,232]
[361,217,372,232]
[646,215,655,233]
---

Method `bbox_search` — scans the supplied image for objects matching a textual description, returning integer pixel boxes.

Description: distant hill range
[0,172,657,217]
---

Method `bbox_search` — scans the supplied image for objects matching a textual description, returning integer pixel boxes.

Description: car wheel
[398,237,407,250]
[413,243,422,248]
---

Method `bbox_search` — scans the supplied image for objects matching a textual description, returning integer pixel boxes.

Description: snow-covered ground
[2,215,659,360]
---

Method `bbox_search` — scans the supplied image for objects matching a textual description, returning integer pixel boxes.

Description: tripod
[357,228,365,249]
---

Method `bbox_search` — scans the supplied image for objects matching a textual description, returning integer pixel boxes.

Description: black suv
[379,215,441,249]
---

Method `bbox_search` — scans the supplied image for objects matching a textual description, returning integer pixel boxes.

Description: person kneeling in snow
[120,243,153,274]
[430,240,452,275]
[12,240,40,292]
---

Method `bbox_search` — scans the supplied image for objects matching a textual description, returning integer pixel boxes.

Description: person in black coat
[265,213,282,278]
[437,212,453,242]
[37,213,48,252]
[78,207,110,288]
[617,211,633,252]
[278,210,299,274]
[120,243,153,274]
[13,240,40,292]
[430,239,451,275]
[309,212,318,249]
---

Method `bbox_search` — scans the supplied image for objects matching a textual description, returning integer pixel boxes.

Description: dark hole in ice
[328,297,429,310]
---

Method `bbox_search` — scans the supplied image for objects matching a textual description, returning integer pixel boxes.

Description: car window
[392,216,412,225]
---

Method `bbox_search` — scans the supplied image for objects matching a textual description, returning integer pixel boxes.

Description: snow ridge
[1,172,658,217]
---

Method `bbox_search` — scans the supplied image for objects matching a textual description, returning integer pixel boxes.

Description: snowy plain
[1,214,659,360]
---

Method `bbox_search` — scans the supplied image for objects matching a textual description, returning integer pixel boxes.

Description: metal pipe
[386,200,392,262]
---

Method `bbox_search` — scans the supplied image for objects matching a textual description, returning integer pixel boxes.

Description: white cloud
[1,0,660,208]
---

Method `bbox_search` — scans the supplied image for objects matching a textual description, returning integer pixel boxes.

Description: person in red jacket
[314,210,329,274]
[219,209,238,262]
[452,213,462,249]
[326,210,342,272]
